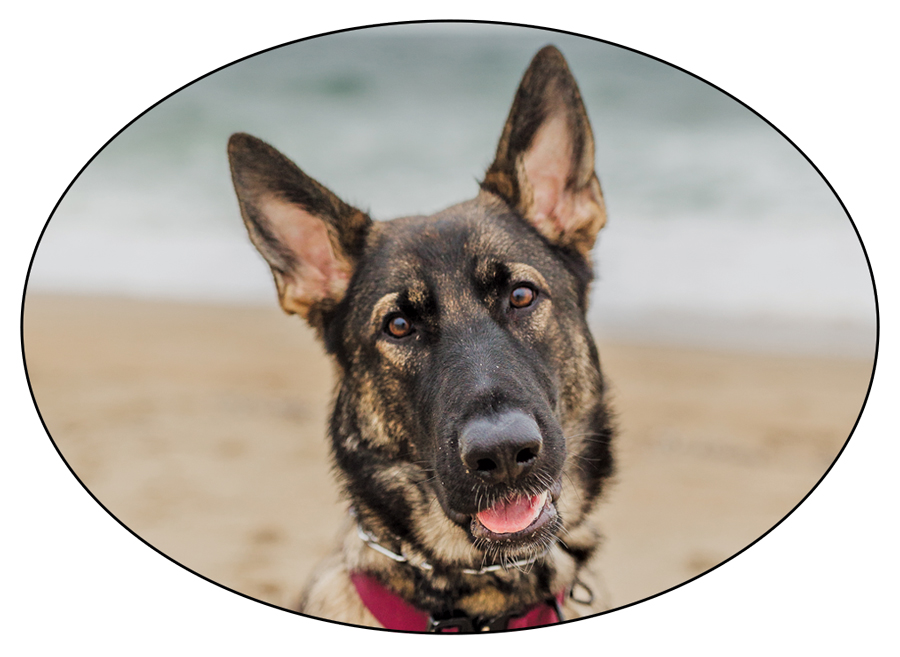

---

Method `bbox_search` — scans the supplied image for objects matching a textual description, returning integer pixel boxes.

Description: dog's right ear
[228,133,372,327]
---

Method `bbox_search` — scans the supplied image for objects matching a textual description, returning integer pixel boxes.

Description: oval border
[19,19,881,635]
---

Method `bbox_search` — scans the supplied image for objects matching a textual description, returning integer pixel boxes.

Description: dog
[227,45,615,632]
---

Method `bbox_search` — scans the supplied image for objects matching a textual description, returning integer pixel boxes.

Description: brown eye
[385,314,413,338]
[509,285,536,309]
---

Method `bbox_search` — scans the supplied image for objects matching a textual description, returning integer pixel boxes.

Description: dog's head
[228,46,613,569]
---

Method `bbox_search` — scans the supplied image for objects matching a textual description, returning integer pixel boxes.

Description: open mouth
[469,483,560,543]
[477,491,547,533]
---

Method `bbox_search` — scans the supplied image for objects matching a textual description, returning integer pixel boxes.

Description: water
[27,24,877,356]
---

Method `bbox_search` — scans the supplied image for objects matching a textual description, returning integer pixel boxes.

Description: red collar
[351,572,564,633]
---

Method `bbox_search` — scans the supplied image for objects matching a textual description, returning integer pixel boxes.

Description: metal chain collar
[355,522,550,576]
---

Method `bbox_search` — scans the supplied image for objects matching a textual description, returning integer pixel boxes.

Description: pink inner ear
[260,196,349,303]
[523,114,573,231]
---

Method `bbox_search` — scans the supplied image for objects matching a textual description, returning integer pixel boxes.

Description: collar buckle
[427,610,513,633]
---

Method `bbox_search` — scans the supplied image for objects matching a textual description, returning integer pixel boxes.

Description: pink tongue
[476,493,545,534]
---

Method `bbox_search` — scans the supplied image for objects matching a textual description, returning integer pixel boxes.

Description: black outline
[18,19,880,636]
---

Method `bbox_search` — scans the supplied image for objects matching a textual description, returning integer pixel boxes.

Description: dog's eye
[385,314,414,339]
[509,285,536,309]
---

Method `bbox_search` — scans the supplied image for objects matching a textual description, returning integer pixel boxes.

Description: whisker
[564,431,613,444]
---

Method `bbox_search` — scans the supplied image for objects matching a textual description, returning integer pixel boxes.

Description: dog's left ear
[483,46,606,257]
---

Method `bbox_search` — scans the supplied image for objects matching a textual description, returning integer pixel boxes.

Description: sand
[21,294,873,613]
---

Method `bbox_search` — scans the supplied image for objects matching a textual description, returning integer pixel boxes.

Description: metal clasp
[427,612,477,633]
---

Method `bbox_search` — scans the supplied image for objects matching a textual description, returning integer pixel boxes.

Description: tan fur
[300,551,381,627]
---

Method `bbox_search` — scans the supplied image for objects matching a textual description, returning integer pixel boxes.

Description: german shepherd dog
[227,45,614,632]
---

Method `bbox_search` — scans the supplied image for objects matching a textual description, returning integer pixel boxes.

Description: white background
[3,2,896,654]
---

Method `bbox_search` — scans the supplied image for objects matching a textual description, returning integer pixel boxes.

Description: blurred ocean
[27,24,877,357]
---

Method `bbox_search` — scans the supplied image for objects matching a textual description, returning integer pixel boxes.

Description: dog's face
[228,46,613,569]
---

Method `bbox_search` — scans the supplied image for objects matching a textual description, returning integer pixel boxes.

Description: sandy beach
[22,293,873,614]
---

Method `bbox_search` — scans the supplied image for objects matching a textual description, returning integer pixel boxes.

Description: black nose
[458,411,543,484]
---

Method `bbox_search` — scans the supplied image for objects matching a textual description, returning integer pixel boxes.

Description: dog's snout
[458,411,543,484]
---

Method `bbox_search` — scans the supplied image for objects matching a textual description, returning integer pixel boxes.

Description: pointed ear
[482,46,606,256]
[227,133,372,327]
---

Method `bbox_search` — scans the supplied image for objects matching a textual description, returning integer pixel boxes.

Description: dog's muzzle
[430,409,564,549]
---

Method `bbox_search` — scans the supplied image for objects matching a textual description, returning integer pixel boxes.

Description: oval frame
[19,19,880,635]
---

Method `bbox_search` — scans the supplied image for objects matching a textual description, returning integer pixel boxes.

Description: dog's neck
[342,510,593,620]
[351,570,566,631]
